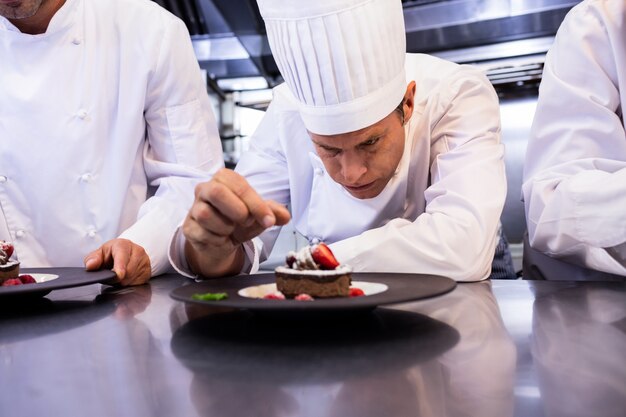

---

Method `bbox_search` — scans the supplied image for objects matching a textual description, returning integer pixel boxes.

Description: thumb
[84,248,104,271]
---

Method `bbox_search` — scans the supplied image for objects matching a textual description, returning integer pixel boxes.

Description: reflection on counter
[530,282,626,417]
[96,285,153,321]
[170,281,516,417]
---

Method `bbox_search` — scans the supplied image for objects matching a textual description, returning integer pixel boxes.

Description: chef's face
[0,0,44,19]
[310,81,416,199]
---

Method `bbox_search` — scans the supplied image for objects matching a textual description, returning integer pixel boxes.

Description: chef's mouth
[344,181,376,192]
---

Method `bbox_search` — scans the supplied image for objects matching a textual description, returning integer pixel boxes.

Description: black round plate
[170,272,456,312]
[0,267,116,299]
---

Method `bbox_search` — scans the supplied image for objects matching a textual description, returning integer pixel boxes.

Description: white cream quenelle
[287,246,321,271]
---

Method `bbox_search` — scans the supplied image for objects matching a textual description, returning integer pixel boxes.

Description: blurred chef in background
[0,0,223,285]
[523,0,626,277]
[178,0,513,281]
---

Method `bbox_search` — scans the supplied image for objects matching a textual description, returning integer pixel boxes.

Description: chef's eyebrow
[312,140,341,151]
[312,128,387,150]
[358,132,384,146]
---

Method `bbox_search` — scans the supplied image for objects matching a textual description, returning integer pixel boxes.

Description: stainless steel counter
[1,275,624,417]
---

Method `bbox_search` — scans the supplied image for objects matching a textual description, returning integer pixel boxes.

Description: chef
[523,0,626,277]
[0,0,223,285]
[179,0,510,281]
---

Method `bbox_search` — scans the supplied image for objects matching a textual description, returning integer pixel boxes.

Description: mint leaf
[191,292,229,301]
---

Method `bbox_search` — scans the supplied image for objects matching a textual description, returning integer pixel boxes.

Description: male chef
[178,0,510,281]
[0,0,223,285]
[523,0,626,277]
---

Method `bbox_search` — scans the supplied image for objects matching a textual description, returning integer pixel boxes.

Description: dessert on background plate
[274,243,358,299]
[0,241,20,281]
[0,241,37,286]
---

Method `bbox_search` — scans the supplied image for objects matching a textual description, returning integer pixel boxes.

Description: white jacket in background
[236,54,506,282]
[0,0,223,275]
[522,0,626,276]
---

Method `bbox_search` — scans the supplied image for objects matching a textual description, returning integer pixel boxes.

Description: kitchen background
[151,0,583,272]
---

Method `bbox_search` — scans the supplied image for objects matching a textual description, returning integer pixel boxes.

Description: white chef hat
[258,0,407,135]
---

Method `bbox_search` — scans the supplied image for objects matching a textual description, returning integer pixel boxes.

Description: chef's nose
[339,152,367,183]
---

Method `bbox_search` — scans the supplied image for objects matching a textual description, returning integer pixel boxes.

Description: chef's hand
[183,168,291,278]
[84,238,152,286]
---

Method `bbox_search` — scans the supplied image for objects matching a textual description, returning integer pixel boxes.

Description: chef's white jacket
[522,0,626,276]
[235,54,506,282]
[0,0,223,275]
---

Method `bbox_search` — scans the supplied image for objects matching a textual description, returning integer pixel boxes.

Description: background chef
[0,0,223,285]
[523,0,626,277]
[178,0,510,281]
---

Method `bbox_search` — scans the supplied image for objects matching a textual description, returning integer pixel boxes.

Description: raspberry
[19,274,37,284]
[263,291,286,300]
[2,278,22,286]
[286,252,297,268]
[349,287,365,297]
[295,293,314,301]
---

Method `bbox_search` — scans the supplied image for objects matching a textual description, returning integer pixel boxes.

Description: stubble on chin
[0,0,42,20]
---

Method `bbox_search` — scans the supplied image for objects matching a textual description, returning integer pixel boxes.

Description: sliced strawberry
[311,243,339,270]
[0,241,14,259]
[19,274,36,284]
[349,287,365,297]
[2,278,22,286]
[294,293,314,301]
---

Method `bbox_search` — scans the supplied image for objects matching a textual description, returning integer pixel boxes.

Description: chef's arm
[522,6,626,275]
[120,17,223,277]
[177,168,290,278]
[331,72,506,281]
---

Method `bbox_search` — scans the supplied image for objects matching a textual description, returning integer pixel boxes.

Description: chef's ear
[401,81,417,125]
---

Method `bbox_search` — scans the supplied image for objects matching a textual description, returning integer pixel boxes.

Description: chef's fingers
[105,240,131,283]
[188,197,236,237]
[84,244,114,271]
[84,248,104,271]
[121,245,151,286]
[266,200,291,226]
[183,210,239,251]
[194,181,249,225]
[84,240,151,286]
[84,242,122,285]
[187,224,234,249]
[232,221,268,245]
[229,202,290,244]
[210,169,277,228]
[106,240,151,286]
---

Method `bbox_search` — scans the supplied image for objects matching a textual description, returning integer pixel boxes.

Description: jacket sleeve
[331,70,506,282]
[119,17,224,276]
[522,3,626,275]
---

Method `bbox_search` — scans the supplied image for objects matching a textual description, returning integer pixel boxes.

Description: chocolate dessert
[274,243,352,298]
[0,241,20,282]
